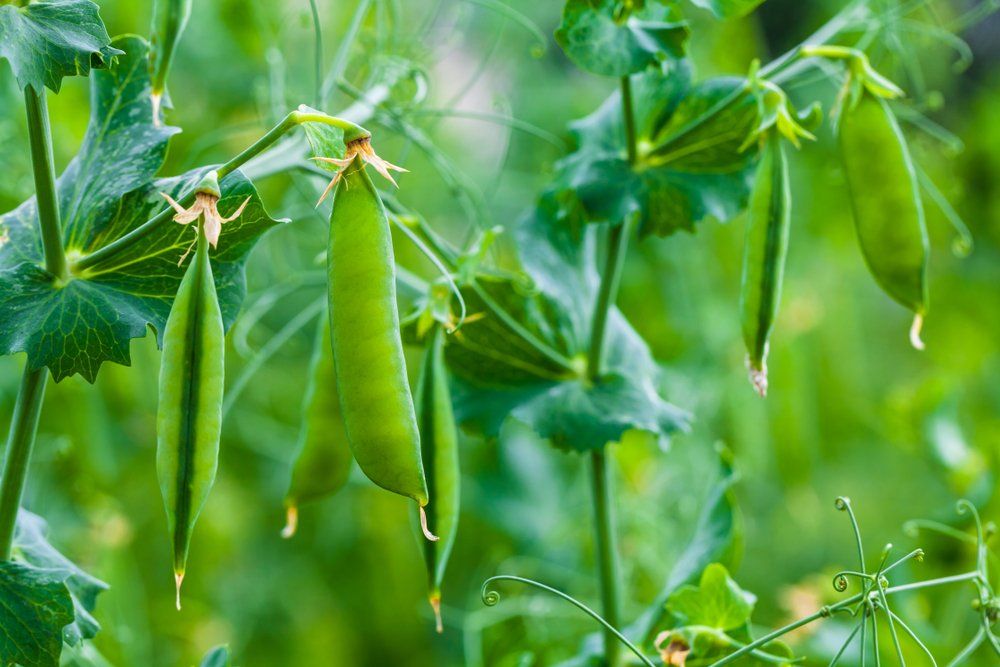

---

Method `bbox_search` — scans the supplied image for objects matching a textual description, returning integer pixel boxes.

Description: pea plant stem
[0,367,48,559]
[24,86,68,282]
[585,74,639,667]
[71,110,367,273]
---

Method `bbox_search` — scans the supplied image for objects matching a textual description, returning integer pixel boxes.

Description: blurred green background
[0,0,997,665]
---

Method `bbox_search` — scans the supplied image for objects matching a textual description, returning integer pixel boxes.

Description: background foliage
[0,0,997,665]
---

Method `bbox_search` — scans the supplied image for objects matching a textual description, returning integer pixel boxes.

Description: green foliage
[689,0,765,19]
[198,646,231,667]
[0,561,73,667]
[0,0,120,93]
[667,563,756,630]
[555,0,690,77]
[0,37,282,382]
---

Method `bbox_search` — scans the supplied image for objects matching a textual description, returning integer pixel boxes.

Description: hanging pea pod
[282,313,352,538]
[149,0,193,123]
[156,213,225,610]
[739,133,790,397]
[326,152,434,539]
[413,325,460,632]
[839,94,929,348]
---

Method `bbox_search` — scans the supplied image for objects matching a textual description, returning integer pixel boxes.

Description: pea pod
[839,94,928,348]
[149,0,193,122]
[156,220,224,609]
[739,133,790,397]
[282,313,352,538]
[414,326,460,632]
[327,155,432,535]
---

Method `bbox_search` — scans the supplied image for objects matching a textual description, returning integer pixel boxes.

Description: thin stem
[590,449,622,667]
[71,110,366,273]
[0,367,48,559]
[586,223,631,382]
[481,575,655,667]
[24,86,67,281]
[620,75,637,165]
[307,0,323,107]
[884,571,980,594]
[709,608,835,667]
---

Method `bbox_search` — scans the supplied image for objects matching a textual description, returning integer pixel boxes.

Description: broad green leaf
[0,561,74,667]
[558,64,759,236]
[555,0,690,77]
[0,0,121,92]
[13,510,107,646]
[445,192,689,451]
[690,0,766,19]
[667,563,756,630]
[199,645,232,667]
[0,36,283,382]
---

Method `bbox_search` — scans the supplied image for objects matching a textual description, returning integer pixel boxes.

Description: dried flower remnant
[161,170,250,263]
[313,137,408,205]
[654,632,690,666]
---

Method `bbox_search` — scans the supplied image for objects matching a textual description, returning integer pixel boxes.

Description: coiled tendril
[480,575,656,667]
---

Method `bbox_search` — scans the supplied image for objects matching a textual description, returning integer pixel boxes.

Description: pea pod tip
[418,505,440,542]
[429,593,443,634]
[909,314,926,351]
[281,505,299,539]
[745,356,768,398]
[174,571,185,611]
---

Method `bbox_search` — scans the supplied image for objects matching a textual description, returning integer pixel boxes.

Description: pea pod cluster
[739,133,791,397]
[282,314,353,538]
[839,93,929,348]
[413,326,460,632]
[326,152,434,538]
[156,216,224,610]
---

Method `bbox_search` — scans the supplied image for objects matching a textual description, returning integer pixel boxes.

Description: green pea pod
[327,155,432,534]
[156,221,224,610]
[414,326,460,632]
[839,94,929,348]
[149,0,193,120]
[281,313,352,538]
[739,133,790,397]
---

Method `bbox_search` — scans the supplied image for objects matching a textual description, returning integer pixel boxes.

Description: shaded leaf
[0,561,74,667]
[0,36,283,382]
[556,0,690,77]
[13,510,107,645]
[0,0,121,92]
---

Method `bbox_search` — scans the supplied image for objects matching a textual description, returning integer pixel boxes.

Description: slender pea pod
[414,325,460,632]
[281,313,352,538]
[149,0,193,122]
[739,133,790,397]
[839,94,929,348]
[327,155,433,538]
[156,219,224,610]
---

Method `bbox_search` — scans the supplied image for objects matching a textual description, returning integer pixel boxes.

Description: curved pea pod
[156,222,224,609]
[413,326,460,632]
[281,314,352,538]
[739,134,790,397]
[839,94,929,349]
[327,155,432,534]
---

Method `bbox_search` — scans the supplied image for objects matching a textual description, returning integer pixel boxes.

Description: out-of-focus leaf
[444,193,689,451]
[199,645,232,667]
[667,563,756,630]
[0,0,121,92]
[555,0,690,77]
[13,510,107,646]
[558,64,759,236]
[0,37,283,382]
[690,0,766,19]
[0,561,74,667]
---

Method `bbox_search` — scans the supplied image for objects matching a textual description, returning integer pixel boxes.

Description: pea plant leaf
[555,0,690,77]
[689,0,767,19]
[199,645,232,667]
[557,61,760,236]
[13,510,108,646]
[0,561,74,667]
[0,0,122,92]
[443,191,690,452]
[667,563,756,630]
[0,36,283,382]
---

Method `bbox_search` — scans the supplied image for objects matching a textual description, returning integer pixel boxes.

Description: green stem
[590,449,623,667]
[0,368,48,559]
[71,110,367,273]
[24,86,68,282]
